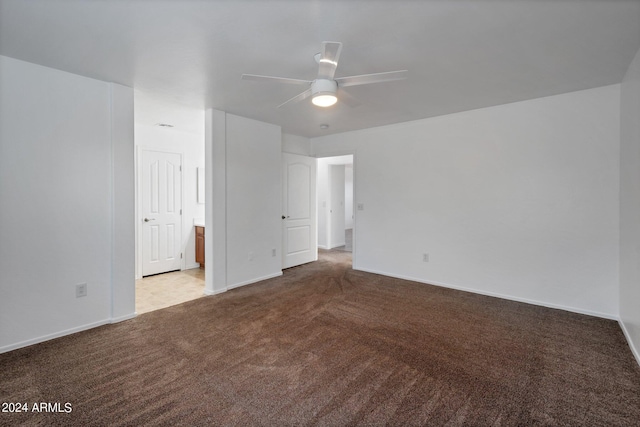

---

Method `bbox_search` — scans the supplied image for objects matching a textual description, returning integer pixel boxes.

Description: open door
[282,153,317,268]
[141,149,183,276]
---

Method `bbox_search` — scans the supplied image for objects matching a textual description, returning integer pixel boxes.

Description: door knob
[282,215,286,220]
[144,218,156,222]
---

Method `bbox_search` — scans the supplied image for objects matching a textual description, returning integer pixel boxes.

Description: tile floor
[136,231,350,315]
[135,268,205,314]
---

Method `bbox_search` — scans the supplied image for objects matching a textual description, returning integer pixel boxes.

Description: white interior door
[141,150,182,276]
[282,153,317,269]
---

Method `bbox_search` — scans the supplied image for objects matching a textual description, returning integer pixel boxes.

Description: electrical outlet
[76,283,87,298]
[357,203,364,211]
[423,253,429,263]
[271,248,276,257]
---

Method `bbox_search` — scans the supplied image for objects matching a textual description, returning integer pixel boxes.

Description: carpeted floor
[1,249,639,426]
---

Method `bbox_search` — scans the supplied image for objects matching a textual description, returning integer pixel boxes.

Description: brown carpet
[1,250,639,426]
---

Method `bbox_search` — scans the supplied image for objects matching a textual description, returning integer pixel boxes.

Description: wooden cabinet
[195,226,205,269]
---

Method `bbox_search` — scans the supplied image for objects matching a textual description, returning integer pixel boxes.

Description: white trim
[227,271,283,291]
[355,267,618,320]
[134,146,141,279]
[109,84,115,320]
[135,145,142,279]
[619,319,640,367]
[204,288,227,296]
[312,149,355,159]
[314,152,357,264]
[0,319,111,354]
[110,313,137,323]
[203,271,284,295]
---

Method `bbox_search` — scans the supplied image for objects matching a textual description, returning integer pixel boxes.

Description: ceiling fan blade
[337,88,361,108]
[335,70,408,88]
[317,41,343,80]
[242,74,312,86]
[277,88,313,108]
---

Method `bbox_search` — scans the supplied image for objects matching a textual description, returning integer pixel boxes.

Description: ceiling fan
[242,41,407,108]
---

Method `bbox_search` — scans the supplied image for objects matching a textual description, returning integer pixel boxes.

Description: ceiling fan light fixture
[311,79,338,107]
[312,93,338,107]
[241,42,407,110]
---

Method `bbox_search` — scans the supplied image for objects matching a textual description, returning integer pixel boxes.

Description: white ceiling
[1,0,639,138]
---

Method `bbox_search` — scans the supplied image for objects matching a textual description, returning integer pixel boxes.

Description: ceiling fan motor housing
[312,79,338,96]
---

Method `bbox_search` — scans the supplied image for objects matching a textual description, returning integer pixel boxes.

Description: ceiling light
[310,79,338,108]
[320,124,329,129]
[312,94,337,107]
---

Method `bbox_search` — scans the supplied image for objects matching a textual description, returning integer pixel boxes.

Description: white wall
[134,97,205,276]
[312,85,620,318]
[204,109,227,295]
[226,114,283,287]
[282,133,311,156]
[620,47,640,364]
[111,84,136,322]
[204,111,283,292]
[0,56,134,352]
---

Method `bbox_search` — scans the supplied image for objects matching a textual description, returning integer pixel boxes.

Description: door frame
[135,146,185,279]
[315,152,356,266]
[328,164,346,249]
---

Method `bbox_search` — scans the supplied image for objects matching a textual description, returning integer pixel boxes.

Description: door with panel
[282,153,317,269]
[141,150,183,276]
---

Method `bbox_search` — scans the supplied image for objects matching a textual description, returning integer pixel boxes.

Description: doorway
[140,149,183,277]
[317,155,354,256]
[133,94,207,314]
[135,146,205,314]
[135,268,204,314]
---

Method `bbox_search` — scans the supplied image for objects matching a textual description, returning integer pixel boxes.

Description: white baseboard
[111,313,137,323]
[0,319,111,354]
[227,271,283,291]
[185,263,201,270]
[318,245,329,250]
[204,287,227,296]
[619,319,640,367]
[355,267,618,320]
